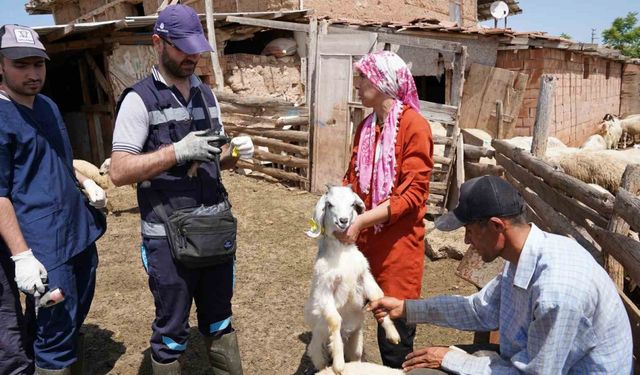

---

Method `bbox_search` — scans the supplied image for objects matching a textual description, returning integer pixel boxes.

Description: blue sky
[1,0,638,43]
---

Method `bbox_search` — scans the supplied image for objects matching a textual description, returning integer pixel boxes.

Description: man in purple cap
[368,175,632,374]
[110,4,251,375]
[0,24,107,374]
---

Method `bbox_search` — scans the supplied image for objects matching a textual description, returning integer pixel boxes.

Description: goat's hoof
[386,331,401,345]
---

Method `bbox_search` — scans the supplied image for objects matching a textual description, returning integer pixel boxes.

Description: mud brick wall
[497,49,622,146]
[305,0,477,26]
[620,63,640,118]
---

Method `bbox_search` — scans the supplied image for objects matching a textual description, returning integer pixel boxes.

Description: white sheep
[316,361,403,375]
[504,136,568,153]
[73,159,111,190]
[305,186,400,374]
[579,134,607,150]
[545,149,640,193]
[620,114,640,147]
[599,114,623,149]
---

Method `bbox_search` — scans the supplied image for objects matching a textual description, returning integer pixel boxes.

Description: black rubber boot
[204,331,244,375]
[151,357,181,375]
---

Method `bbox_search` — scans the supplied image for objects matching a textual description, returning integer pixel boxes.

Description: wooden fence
[216,92,310,188]
[492,139,640,369]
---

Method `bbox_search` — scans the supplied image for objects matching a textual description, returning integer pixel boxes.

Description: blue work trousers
[0,245,97,372]
[0,253,35,375]
[142,237,234,364]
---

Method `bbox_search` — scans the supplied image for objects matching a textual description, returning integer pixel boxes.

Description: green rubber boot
[35,367,71,375]
[204,331,244,375]
[151,357,181,375]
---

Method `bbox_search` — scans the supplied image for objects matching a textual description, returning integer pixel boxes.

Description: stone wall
[496,49,622,146]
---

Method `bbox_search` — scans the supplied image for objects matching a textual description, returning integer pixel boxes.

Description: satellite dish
[490,1,510,20]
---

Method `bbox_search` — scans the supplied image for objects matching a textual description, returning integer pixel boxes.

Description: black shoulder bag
[145,90,237,268]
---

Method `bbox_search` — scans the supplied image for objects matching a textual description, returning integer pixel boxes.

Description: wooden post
[530,75,556,157]
[205,0,224,91]
[496,100,503,139]
[606,164,640,288]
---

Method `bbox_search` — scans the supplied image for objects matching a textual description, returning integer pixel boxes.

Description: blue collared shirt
[406,224,632,374]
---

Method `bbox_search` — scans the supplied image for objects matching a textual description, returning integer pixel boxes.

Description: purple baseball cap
[0,24,49,60]
[154,4,213,55]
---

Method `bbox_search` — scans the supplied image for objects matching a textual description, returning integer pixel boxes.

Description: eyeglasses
[160,37,179,50]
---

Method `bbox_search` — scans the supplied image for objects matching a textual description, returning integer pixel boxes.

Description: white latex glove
[11,250,47,295]
[230,136,254,160]
[82,179,107,208]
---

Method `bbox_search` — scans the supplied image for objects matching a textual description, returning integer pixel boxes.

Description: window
[449,0,462,25]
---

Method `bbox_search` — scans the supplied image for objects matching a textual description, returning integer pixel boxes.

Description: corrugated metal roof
[477,0,522,21]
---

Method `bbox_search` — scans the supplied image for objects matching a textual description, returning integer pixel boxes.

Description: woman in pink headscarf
[337,51,434,368]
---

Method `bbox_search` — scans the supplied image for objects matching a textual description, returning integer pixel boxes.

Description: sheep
[316,362,403,375]
[73,159,110,190]
[620,114,640,147]
[545,149,640,193]
[579,134,607,150]
[305,186,400,374]
[599,114,623,149]
[98,157,111,176]
[504,136,568,152]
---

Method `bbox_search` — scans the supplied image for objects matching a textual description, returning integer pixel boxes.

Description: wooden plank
[530,75,556,157]
[430,181,447,196]
[492,139,615,218]
[614,188,640,233]
[496,153,608,229]
[225,15,310,32]
[275,116,309,127]
[606,165,640,288]
[236,160,307,183]
[224,124,307,142]
[587,223,640,285]
[419,100,457,125]
[215,91,296,107]
[433,135,453,146]
[505,173,603,262]
[434,155,452,166]
[496,100,504,139]
[218,102,307,117]
[375,32,462,54]
[205,0,225,91]
[253,149,308,169]
[464,144,495,160]
[458,64,492,130]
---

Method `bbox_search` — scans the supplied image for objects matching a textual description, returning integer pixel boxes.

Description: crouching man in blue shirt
[369,175,633,374]
[0,25,106,374]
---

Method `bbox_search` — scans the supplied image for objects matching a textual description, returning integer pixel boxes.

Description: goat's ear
[306,194,327,238]
[353,193,366,215]
[324,183,335,192]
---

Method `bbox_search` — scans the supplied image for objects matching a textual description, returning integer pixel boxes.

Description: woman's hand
[334,216,362,244]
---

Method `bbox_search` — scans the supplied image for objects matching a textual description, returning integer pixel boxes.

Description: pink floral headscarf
[354,51,419,229]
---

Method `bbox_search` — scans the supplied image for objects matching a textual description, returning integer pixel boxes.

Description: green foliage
[559,33,572,40]
[602,12,640,58]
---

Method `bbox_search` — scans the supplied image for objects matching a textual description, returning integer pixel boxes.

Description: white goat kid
[305,186,400,374]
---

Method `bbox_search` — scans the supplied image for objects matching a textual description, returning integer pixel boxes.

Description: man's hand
[173,130,222,163]
[367,296,406,322]
[230,136,254,160]
[11,250,47,295]
[333,216,362,244]
[402,347,451,372]
[82,179,106,208]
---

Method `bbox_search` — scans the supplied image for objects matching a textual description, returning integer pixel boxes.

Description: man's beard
[161,49,197,78]
[4,77,43,97]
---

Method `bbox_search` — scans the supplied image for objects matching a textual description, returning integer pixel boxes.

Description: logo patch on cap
[14,28,35,45]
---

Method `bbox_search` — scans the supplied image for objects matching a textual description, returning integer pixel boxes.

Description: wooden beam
[492,139,615,218]
[275,115,309,127]
[236,160,308,183]
[419,100,458,125]
[530,75,556,157]
[224,124,308,143]
[225,15,310,32]
[253,149,308,169]
[587,224,640,286]
[619,288,640,367]
[606,165,640,288]
[464,162,504,179]
[246,135,308,157]
[463,144,495,160]
[205,0,225,91]
[216,91,297,107]
[496,100,504,139]
[85,53,111,97]
[218,102,307,117]
[496,153,609,229]
[614,188,640,233]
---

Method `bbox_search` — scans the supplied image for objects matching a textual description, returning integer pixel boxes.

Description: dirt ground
[84,172,476,375]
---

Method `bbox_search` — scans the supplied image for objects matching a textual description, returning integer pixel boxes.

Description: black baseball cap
[435,175,525,231]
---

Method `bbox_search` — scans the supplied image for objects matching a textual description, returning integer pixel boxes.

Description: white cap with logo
[0,24,49,60]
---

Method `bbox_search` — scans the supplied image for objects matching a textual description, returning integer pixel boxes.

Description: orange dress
[343,106,434,300]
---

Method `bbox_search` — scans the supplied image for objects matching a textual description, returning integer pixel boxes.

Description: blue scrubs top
[0,94,105,271]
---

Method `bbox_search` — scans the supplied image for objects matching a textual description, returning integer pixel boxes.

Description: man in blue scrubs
[0,24,106,374]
